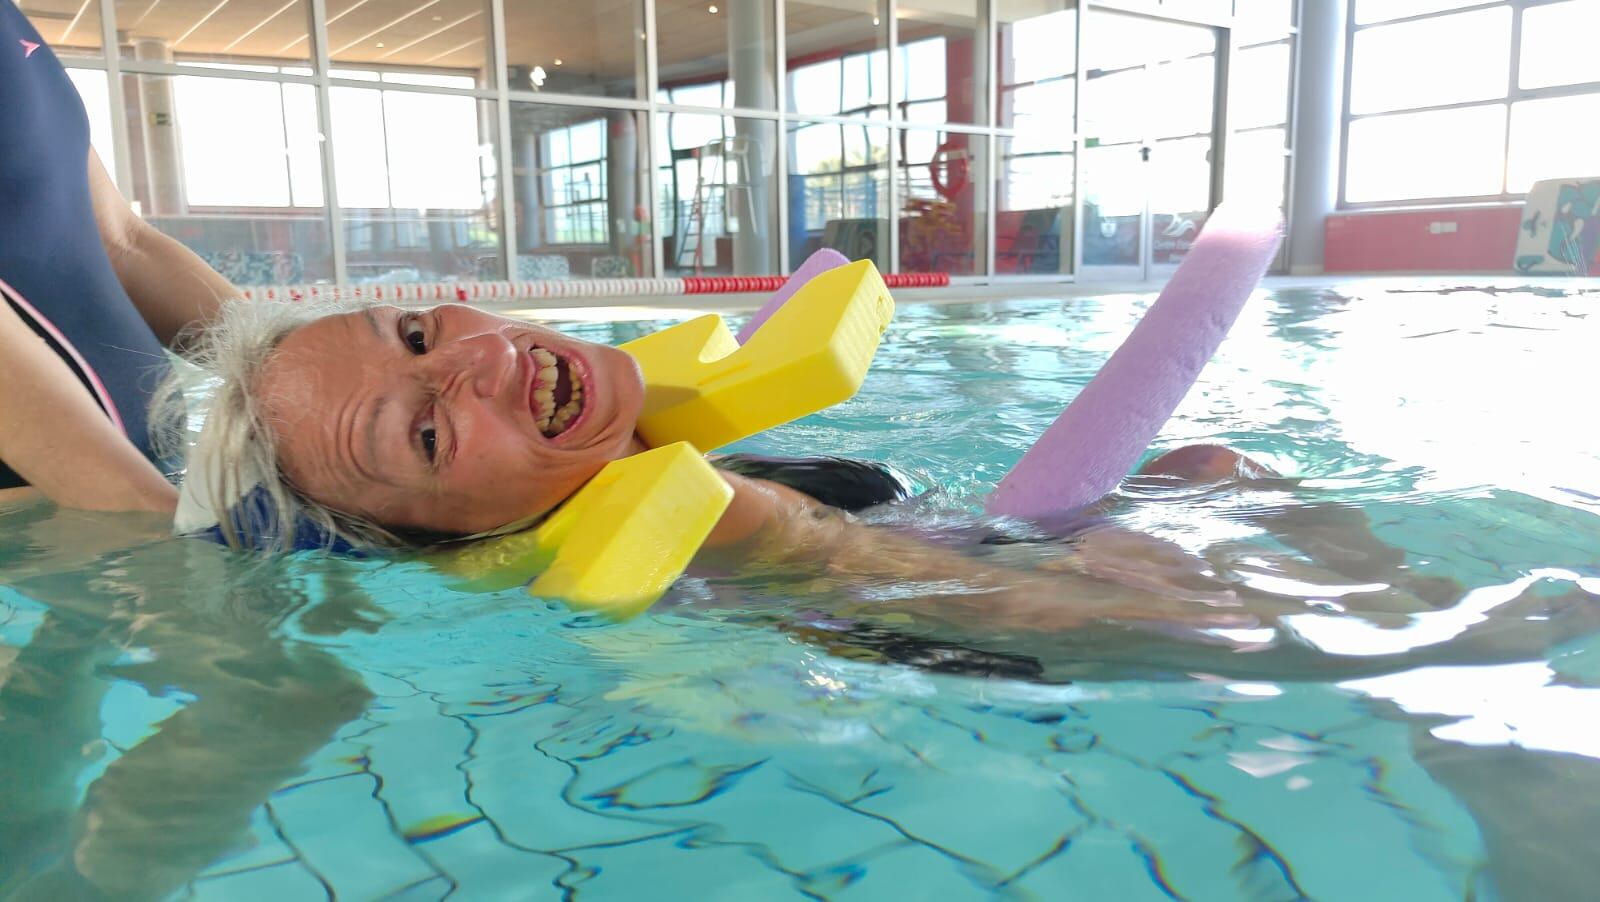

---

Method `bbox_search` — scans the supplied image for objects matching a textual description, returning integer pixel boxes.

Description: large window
[167,69,324,209]
[786,120,890,269]
[788,47,890,119]
[33,0,1291,284]
[657,111,779,276]
[125,71,336,283]
[1224,30,1294,212]
[329,71,487,211]
[786,0,889,118]
[897,37,953,124]
[1344,0,1600,205]
[897,0,985,124]
[899,127,987,274]
[995,0,1078,275]
[508,105,650,278]
[542,120,609,245]
[335,89,499,283]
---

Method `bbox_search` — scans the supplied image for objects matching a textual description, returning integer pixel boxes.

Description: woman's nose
[426,332,517,398]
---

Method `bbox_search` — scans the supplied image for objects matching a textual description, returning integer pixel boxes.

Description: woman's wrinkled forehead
[258,310,371,409]
[256,311,380,472]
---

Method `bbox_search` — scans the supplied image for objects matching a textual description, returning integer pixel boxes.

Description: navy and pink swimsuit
[0,0,170,488]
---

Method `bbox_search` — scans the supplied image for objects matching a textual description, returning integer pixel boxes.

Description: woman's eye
[420,426,438,463]
[403,318,428,355]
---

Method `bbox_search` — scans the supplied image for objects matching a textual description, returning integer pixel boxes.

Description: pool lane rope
[236,271,949,304]
[984,204,1285,522]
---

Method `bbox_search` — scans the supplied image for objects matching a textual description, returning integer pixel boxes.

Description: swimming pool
[2,279,1598,900]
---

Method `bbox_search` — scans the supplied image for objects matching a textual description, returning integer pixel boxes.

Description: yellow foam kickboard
[436,260,893,620]
[433,442,732,619]
[619,259,895,452]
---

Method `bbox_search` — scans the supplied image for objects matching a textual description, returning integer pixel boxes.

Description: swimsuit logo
[19,39,40,57]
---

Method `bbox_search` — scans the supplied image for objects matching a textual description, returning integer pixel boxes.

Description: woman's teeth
[530,347,584,437]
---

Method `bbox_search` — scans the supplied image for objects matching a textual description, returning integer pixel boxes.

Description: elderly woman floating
[149,219,1427,640]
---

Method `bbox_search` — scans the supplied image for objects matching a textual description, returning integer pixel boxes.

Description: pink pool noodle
[735,248,850,342]
[985,205,1284,521]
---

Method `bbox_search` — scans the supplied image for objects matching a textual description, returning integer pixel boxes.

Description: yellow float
[433,259,895,618]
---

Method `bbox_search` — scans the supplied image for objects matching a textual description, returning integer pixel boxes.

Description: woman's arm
[701,471,1249,632]
[0,296,177,513]
[88,151,236,347]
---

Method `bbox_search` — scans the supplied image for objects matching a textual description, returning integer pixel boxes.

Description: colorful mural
[1515,177,1600,275]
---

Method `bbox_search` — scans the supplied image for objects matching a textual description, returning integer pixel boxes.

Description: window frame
[538,118,611,246]
[1340,0,1600,209]
[656,109,736,247]
[36,0,1298,283]
[787,46,892,120]
[790,121,889,233]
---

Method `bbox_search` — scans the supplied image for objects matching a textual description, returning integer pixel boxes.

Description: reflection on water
[0,506,374,900]
[3,281,1599,900]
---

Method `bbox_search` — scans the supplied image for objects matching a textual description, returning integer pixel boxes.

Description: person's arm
[0,296,177,513]
[88,150,236,347]
[701,471,1250,632]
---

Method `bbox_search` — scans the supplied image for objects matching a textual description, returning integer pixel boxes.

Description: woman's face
[257,304,646,537]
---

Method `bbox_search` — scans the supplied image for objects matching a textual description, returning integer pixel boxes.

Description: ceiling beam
[174,0,237,47]
[331,0,446,57]
[223,0,302,53]
[378,9,480,60]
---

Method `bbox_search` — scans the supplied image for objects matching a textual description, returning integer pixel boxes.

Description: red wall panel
[1324,206,1522,273]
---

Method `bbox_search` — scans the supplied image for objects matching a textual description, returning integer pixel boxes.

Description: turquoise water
[3,280,1599,900]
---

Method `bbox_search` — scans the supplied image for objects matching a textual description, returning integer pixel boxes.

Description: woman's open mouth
[529,346,585,437]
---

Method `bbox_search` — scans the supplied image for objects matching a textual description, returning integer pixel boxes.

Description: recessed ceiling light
[708,4,718,13]
[873,15,881,25]
[554,58,563,66]
[375,41,385,47]
[431,14,441,20]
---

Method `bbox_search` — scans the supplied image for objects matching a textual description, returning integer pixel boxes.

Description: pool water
[3,280,1599,900]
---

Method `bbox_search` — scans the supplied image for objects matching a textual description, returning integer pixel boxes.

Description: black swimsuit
[0,0,170,488]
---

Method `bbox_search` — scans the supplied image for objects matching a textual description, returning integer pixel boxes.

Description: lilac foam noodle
[735,248,850,343]
[984,205,1285,521]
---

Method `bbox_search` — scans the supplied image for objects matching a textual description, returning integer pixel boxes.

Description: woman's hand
[1039,526,1242,604]
[872,568,1256,636]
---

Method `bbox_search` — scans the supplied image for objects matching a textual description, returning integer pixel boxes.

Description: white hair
[152,297,428,554]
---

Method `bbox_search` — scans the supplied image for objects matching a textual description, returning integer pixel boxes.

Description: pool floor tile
[267,773,441,898]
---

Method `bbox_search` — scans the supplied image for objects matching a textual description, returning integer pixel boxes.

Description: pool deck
[478,273,1597,324]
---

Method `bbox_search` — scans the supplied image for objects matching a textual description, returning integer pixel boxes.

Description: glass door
[1079,9,1221,280]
